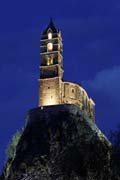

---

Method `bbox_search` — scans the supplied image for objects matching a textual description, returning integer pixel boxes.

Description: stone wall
[40,65,59,79]
[62,81,95,121]
[39,79,95,121]
[38,77,61,106]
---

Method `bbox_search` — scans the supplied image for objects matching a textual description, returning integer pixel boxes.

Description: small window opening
[48,32,52,39]
[72,89,74,93]
[47,57,53,65]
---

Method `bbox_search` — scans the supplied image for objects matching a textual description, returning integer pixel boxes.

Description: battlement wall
[62,81,95,120]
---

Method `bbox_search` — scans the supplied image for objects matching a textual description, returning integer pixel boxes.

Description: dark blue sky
[0,0,120,173]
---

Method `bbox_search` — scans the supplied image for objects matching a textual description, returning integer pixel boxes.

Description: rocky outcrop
[1,104,112,180]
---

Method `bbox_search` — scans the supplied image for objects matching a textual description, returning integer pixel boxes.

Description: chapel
[38,20,95,121]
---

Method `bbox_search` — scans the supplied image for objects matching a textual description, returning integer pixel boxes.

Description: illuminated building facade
[38,20,95,121]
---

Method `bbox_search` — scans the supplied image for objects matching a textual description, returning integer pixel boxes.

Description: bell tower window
[48,32,52,39]
[47,43,53,51]
[47,57,53,65]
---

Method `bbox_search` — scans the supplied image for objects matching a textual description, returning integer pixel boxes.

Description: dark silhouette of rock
[1,104,111,180]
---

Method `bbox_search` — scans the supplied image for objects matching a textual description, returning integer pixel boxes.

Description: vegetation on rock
[1,105,120,180]
[6,129,23,161]
[109,126,120,179]
[3,128,24,179]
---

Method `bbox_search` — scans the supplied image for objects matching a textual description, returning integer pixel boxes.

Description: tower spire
[42,18,58,34]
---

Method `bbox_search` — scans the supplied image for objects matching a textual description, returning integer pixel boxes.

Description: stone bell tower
[38,20,95,121]
[38,19,63,106]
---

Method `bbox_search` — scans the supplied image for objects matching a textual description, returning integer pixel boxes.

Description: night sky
[0,0,120,173]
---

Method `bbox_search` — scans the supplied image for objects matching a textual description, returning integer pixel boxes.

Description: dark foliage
[109,126,120,179]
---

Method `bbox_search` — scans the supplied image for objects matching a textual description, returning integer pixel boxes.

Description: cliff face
[1,104,111,180]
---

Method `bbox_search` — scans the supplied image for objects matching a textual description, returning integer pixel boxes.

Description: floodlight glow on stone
[43,95,57,106]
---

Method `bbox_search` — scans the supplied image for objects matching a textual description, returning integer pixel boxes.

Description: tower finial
[42,18,57,34]
[49,17,54,27]
[50,17,53,23]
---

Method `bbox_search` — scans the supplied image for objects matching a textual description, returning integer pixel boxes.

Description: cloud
[82,66,120,133]
[83,66,120,102]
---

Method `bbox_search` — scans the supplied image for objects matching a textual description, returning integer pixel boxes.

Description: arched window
[47,43,53,51]
[47,57,53,65]
[48,32,52,39]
